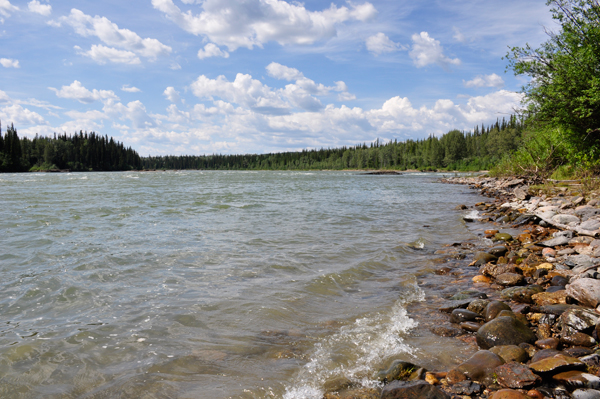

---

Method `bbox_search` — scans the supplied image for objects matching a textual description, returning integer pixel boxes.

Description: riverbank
[322,176,600,399]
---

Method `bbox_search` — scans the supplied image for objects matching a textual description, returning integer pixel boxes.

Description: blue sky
[0,0,555,156]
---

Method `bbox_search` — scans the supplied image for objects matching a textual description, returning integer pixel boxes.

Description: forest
[0,116,523,173]
[0,123,142,172]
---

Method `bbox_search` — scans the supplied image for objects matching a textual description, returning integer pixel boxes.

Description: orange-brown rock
[531,290,568,306]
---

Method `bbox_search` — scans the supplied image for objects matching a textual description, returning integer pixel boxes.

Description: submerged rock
[380,380,449,399]
[451,350,504,386]
[501,286,543,303]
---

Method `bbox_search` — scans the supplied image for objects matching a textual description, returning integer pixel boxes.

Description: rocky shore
[323,176,600,399]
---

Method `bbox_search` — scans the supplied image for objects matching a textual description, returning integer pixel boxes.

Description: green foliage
[507,0,600,149]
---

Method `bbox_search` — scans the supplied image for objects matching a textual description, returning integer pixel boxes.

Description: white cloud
[0,104,46,126]
[365,33,399,55]
[48,80,119,104]
[121,85,141,93]
[463,73,505,88]
[78,44,141,65]
[452,27,465,43]
[266,62,303,81]
[59,9,171,63]
[197,43,229,59]
[103,99,157,130]
[409,32,460,68]
[163,86,180,103]
[28,0,51,16]
[151,0,377,51]
[0,89,10,103]
[0,0,18,18]
[0,58,19,68]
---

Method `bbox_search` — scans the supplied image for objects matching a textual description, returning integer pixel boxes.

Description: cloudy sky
[1,0,555,156]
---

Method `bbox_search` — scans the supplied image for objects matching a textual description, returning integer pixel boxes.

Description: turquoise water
[0,171,481,398]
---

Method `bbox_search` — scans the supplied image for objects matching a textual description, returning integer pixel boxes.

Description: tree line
[0,123,142,172]
[142,116,524,171]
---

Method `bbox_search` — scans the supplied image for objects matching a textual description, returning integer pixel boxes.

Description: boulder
[566,278,600,308]
[494,362,542,389]
[450,309,480,324]
[380,380,449,399]
[476,316,536,349]
[451,350,504,386]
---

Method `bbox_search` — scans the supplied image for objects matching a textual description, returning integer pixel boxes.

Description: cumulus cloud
[163,86,180,103]
[103,99,157,129]
[0,58,19,68]
[121,85,141,93]
[409,32,460,68]
[0,0,18,18]
[0,104,46,126]
[58,8,171,63]
[48,80,119,104]
[0,89,10,103]
[28,0,51,16]
[463,73,505,88]
[197,43,229,59]
[366,33,400,55]
[152,0,377,51]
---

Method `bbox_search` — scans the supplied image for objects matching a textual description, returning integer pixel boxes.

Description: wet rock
[561,332,596,347]
[455,204,468,210]
[380,380,449,399]
[540,304,578,316]
[535,338,559,350]
[460,321,482,332]
[553,371,600,390]
[489,245,509,257]
[496,273,525,286]
[450,381,481,395]
[529,353,586,374]
[495,233,514,242]
[531,290,569,306]
[531,349,563,363]
[489,389,531,399]
[501,285,544,304]
[445,368,467,384]
[473,251,498,265]
[476,316,536,349]
[559,307,600,335]
[572,389,600,399]
[541,236,572,247]
[495,362,542,389]
[430,326,461,337]
[537,323,553,340]
[450,309,480,324]
[467,299,491,315]
[566,278,600,308]
[519,343,538,358]
[481,263,520,278]
[490,345,529,363]
[552,275,570,286]
[581,354,600,368]
[451,350,504,386]
[449,290,488,301]
[439,300,472,313]
[472,275,493,284]
[377,360,420,383]
[485,300,512,322]
[564,347,594,357]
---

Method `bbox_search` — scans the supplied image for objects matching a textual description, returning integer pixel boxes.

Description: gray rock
[552,214,581,225]
[541,236,571,247]
[566,278,600,308]
[451,381,481,395]
[555,230,575,239]
[476,316,536,349]
[572,389,600,399]
[581,219,600,231]
[559,307,600,334]
[514,186,530,201]
[380,380,449,399]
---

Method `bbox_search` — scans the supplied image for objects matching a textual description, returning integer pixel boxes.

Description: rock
[541,236,572,247]
[380,380,449,399]
[552,214,581,225]
[527,389,545,399]
[489,389,531,399]
[572,389,600,399]
[450,381,481,395]
[460,321,482,332]
[561,332,596,347]
[501,286,544,304]
[450,309,480,324]
[473,251,498,265]
[535,338,559,350]
[566,278,600,308]
[449,290,487,301]
[570,236,595,245]
[495,233,513,242]
[564,347,594,357]
[537,323,553,339]
[451,350,504,386]
[490,345,529,363]
[472,275,493,284]
[430,326,461,337]
[489,245,509,257]
[455,204,468,210]
[559,307,600,335]
[514,186,530,200]
[467,299,491,315]
[552,275,570,286]
[481,263,520,278]
[519,343,538,358]
[485,229,500,238]
[377,360,420,383]
[531,349,562,363]
[552,371,600,390]
[439,300,472,313]
[495,362,542,389]
[581,219,600,231]
[531,290,569,306]
[529,353,586,373]
[581,354,600,368]
[543,247,557,257]
[476,316,536,349]
[496,273,525,286]
[485,300,512,321]
[540,304,577,316]
[445,368,467,384]
[536,262,555,271]
[547,285,567,293]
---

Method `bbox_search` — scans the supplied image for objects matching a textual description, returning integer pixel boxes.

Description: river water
[0,171,485,398]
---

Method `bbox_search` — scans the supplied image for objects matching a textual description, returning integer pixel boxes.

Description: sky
[0,0,557,156]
